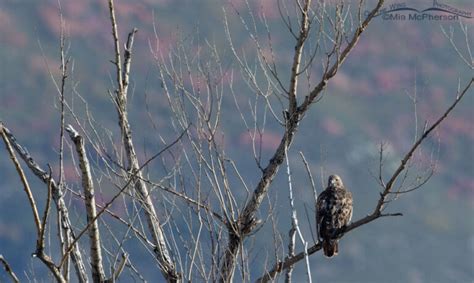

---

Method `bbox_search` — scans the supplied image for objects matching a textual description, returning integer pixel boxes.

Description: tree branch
[0,255,19,283]
[0,122,88,282]
[66,125,106,282]
[298,0,385,112]
[220,1,386,281]
[255,77,473,282]
[0,123,42,239]
[107,1,180,281]
[38,166,53,258]
[375,77,473,213]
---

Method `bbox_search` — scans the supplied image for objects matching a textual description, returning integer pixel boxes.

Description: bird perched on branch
[316,174,353,257]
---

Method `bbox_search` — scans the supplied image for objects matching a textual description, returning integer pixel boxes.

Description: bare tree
[0,0,472,282]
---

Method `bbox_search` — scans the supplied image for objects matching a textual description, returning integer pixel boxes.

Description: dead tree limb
[39,166,53,260]
[0,122,88,283]
[0,254,20,283]
[255,77,473,282]
[0,125,42,238]
[220,1,386,281]
[0,124,66,283]
[58,122,187,274]
[107,0,180,281]
[66,125,106,282]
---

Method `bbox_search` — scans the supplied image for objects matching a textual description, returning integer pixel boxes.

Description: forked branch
[0,122,88,282]
[255,77,473,282]
[107,0,180,281]
[0,123,66,283]
[221,1,386,281]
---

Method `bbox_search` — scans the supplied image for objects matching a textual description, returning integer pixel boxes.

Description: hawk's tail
[322,240,338,258]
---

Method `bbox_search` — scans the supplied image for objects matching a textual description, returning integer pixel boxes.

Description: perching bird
[316,174,353,257]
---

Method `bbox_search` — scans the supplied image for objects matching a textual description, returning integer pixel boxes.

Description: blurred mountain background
[0,0,473,282]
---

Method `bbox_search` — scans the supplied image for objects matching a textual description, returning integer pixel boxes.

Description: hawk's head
[328,174,343,188]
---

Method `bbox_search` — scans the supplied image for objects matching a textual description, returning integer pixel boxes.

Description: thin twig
[285,145,312,283]
[39,166,54,254]
[0,255,20,283]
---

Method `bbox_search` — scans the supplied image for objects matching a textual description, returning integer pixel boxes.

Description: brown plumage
[316,174,353,257]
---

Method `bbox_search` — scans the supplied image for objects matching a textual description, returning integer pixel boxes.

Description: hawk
[316,174,353,257]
